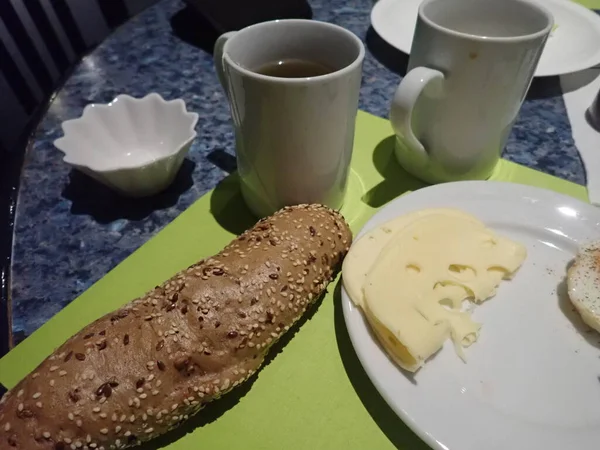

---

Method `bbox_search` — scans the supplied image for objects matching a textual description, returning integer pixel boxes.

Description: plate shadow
[366,26,410,77]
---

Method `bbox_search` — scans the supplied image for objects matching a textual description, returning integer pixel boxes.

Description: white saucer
[371,0,600,77]
[342,181,600,450]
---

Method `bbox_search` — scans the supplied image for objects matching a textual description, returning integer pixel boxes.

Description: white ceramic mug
[213,20,364,218]
[390,0,553,184]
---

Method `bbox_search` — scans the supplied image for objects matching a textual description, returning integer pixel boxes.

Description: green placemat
[0,111,588,449]
[575,0,600,9]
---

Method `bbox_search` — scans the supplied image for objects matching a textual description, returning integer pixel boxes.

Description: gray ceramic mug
[391,0,553,184]
[214,20,365,218]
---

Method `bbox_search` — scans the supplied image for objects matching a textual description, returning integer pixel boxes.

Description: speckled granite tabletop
[10,0,587,345]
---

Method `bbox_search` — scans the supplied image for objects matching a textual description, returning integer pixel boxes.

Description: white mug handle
[389,67,445,159]
[213,31,236,93]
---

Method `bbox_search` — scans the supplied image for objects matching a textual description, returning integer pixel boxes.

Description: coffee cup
[214,20,365,217]
[391,0,553,183]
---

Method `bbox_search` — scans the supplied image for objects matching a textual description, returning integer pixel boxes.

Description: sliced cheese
[343,209,526,372]
[342,208,481,308]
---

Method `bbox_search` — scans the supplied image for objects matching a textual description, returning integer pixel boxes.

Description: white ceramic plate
[371,0,600,77]
[342,181,600,450]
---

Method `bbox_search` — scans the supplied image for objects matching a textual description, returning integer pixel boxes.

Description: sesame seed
[68,413,75,421]
[76,419,83,427]
[43,431,51,439]
[146,428,154,434]
[59,370,67,376]
[100,428,108,435]
[93,407,101,413]
[140,393,147,399]
[100,413,107,419]
[32,392,41,399]
[171,403,178,411]
[32,373,39,379]
[17,389,24,397]
[115,426,121,433]
[4,423,10,431]
[36,402,42,408]
[130,415,135,423]
[120,414,126,422]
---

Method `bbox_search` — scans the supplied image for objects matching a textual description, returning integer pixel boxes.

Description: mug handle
[213,31,236,92]
[389,67,445,159]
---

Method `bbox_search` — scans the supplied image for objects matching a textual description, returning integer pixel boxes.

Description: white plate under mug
[371,0,600,77]
[342,181,600,450]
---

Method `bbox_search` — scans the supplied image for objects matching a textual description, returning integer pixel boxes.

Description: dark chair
[0,0,159,359]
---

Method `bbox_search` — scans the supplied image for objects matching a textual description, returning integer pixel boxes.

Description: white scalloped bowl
[54,93,199,197]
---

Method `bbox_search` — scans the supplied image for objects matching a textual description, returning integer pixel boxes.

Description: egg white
[567,241,600,333]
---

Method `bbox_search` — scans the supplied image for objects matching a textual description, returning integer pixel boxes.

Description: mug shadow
[142,287,329,449]
[207,149,237,174]
[209,172,257,235]
[366,26,410,77]
[61,158,196,224]
[332,282,430,450]
[361,136,426,208]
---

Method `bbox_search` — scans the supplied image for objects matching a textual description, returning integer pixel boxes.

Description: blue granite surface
[10,0,586,344]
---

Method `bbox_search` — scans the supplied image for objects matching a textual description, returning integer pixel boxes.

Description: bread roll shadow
[141,286,330,449]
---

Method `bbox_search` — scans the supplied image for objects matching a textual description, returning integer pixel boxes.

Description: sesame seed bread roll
[0,204,351,450]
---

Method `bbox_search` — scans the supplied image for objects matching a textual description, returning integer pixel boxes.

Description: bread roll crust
[0,204,351,449]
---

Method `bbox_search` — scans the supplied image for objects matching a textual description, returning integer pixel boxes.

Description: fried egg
[567,241,600,333]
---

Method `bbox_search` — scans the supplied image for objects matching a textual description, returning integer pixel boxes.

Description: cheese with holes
[343,209,526,372]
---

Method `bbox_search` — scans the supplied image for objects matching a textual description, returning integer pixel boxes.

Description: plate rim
[341,180,600,450]
[370,0,600,77]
